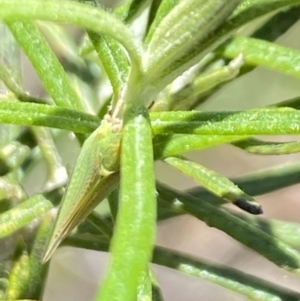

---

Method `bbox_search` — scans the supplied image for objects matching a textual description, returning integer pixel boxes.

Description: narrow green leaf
[84,0,130,103]
[230,212,300,249]
[151,109,300,135]
[79,0,146,57]
[114,0,149,22]
[42,121,121,262]
[62,234,300,301]
[0,0,143,73]
[188,161,300,206]
[158,189,300,249]
[158,195,300,251]
[0,100,99,133]
[0,194,53,238]
[86,211,113,238]
[96,107,156,301]
[158,0,300,87]
[252,6,300,42]
[275,96,300,110]
[38,21,86,69]
[152,54,243,112]
[233,138,300,155]
[165,156,262,214]
[145,0,241,88]
[221,36,300,79]
[62,233,110,252]
[232,1,300,23]
[153,246,300,301]
[8,21,84,111]
[6,241,30,300]
[145,0,179,44]
[157,183,300,275]
[88,32,129,102]
[153,134,245,159]
[157,196,182,221]
[24,213,53,299]
[0,23,23,152]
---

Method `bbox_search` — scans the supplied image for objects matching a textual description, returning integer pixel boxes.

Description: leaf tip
[234,199,263,215]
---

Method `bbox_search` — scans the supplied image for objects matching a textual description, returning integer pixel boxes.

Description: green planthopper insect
[42,118,122,263]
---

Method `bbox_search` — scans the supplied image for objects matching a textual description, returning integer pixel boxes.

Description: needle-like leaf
[157,183,300,275]
[165,156,262,214]
[95,107,156,301]
[0,0,143,72]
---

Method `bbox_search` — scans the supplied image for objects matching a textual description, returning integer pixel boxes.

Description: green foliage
[0,0,300,300]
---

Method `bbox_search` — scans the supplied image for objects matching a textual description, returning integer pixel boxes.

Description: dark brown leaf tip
[234,199,263,215]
